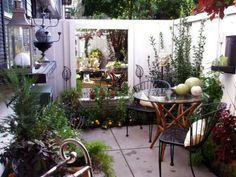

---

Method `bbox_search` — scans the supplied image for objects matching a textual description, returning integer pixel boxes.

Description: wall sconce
[33,12,61,62]
[7,0,33,71]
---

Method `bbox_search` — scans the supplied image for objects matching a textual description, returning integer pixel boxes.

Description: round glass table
[133,88,202,148]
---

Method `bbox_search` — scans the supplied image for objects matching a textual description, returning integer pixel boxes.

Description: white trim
[69,21,77,88]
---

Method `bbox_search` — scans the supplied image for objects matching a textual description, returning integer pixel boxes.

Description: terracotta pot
[109,91,116,98]
[89,92,96,99]
[99,90,106,98]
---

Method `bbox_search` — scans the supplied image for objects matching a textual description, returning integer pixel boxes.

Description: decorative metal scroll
[41,138,93,177]
[62,66,71,89]
[135,64,144,85]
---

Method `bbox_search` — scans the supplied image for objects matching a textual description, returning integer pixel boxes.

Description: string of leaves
[147,37,161,79]
[148,35,172,83]
[171,17,192,84]
[191,20,206,77]
[159,32,164,50]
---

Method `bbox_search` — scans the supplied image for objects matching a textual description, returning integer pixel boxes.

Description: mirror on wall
[75,28,128,98]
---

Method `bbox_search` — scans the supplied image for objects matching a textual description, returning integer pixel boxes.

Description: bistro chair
[126,79,171,143]
[158,102,227,177]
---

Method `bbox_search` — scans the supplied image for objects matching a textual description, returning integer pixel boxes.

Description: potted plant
[0,69,59,177]
[109,90,117,98]
[89,90,96,99]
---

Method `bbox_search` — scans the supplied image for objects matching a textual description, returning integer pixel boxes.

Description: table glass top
[133,88,202,104]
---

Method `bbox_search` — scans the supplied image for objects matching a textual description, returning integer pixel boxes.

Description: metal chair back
[133,79,171,92]
[189,102,227,149]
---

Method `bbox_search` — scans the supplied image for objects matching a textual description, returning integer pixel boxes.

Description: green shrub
[191,20,206,77]
[59,88,81,118]
[200,72,223,102]
[171,17,192,84]
[85,141,115,177]
[0,69,42,141]
[38,102,80,139]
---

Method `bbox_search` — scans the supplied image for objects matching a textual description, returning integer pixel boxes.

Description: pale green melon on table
[185,77,201,90]
[175,84,189,95]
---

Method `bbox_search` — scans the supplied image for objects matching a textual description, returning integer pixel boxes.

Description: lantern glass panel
[8,26,31,67]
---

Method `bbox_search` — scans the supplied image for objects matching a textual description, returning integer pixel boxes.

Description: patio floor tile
[82,126,216,177]
[160,146,216,177]
[107,150,133,177]
[122,147,159,177]
[81,128,119,150]
[111,125,157,149]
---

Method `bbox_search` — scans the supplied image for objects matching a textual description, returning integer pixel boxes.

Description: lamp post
[7,0,33,71]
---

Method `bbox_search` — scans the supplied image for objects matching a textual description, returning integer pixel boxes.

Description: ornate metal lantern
[7,0,33,70]
[33,12,61,61]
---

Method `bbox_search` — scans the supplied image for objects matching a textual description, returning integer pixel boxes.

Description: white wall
[132,20,173,84]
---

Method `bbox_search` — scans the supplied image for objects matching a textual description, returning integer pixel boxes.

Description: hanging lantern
[7,0,33,71]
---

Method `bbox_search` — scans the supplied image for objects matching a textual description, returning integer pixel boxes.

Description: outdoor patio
[0,100,216,177]
[0,96,217,177]
[81,126,216,177]
[1,1,236,177]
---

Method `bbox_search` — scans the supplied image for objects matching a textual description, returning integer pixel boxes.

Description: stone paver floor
[81,125,217,177]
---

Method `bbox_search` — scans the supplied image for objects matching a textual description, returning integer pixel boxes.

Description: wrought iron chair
[126,79,171,143]
[41,138,93,177]
[158,102,227,177]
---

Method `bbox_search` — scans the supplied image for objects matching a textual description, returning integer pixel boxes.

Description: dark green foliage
[150,0,194,19]
[60,88,81,118]
[0,69,42,141]
[38,102,80,139]
[76,78,82,94]
[114,91,127,124]
[172,18,192,84]
[82,0,127,19]
[191,135,217,165]
[180,0,194,17]
[0,69,61,177]
[82,0,195,19]
[191,20,206,77]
